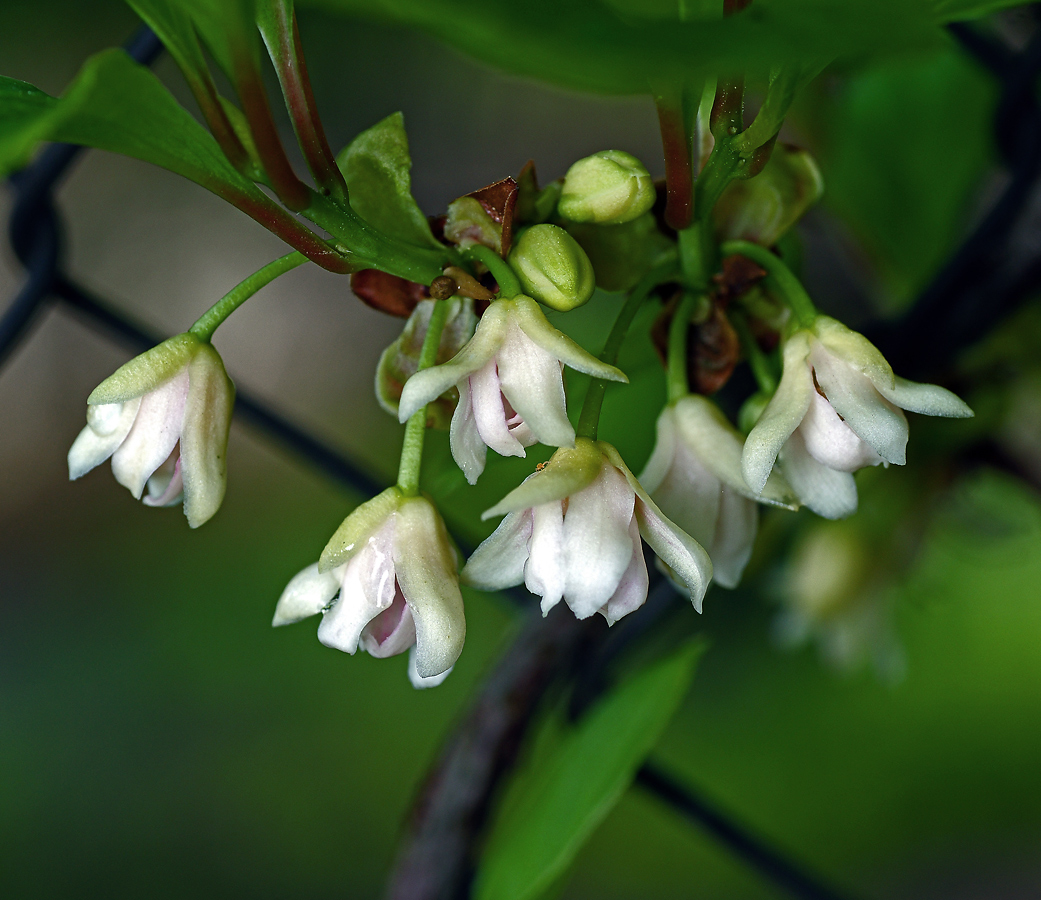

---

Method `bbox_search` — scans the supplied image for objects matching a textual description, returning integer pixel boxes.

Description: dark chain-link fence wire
[5,14,1041,900]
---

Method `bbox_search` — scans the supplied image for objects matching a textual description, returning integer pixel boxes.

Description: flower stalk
[721,239,817,327]
[465,244,522,298]
[666,290,702,403]
[397,298,451,496]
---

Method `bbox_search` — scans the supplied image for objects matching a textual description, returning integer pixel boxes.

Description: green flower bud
[558,150,656,225]
[508,224,596,311]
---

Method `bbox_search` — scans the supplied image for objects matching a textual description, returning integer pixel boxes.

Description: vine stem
[720,240,818,327]
[189,251,307,341]
[576,257,679,440]
[396,298,451,496]
[465,245,522,298]
[666,291,701,403]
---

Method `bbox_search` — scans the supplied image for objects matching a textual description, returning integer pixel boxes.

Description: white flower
[462,438,712,624]
[396,296,627,484]
[640,395,797,589]
[67,332,235,528]
[272,488,465,686]
[742,316,973,519]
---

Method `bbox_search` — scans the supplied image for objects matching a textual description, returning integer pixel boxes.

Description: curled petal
[709,491,758,589]
[634,494,712,612]
[111,371,189,500]
[742,332,814,495]
[273,562,343,626]
[461,510,533,591]
[408,646,453,689]
[320,487,403,572]
[811,346,907,465]
[67,398,141,480]
[510,296,627,382]
[601,515,649,625]
[562,462,635,619]
[812,315,895,391]
[360,589,417,659]
[525,502,566,616]
[88,332,202,405]
[317,531,398,653]
[393,498,466,679]
[799,390,886,472]
[143,452,184,507]
[875,376,974,419]
[180,343,235,527]
[780,429,858,520]
[397,302,508,423]
[449,378,487,485]
[497,324,575,448]
[482,438,602,520]
[470,360,528,459]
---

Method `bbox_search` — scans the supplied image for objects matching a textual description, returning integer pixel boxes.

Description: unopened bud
[508,224,595,311]
[429,275,457,300]
[558,150,655,225]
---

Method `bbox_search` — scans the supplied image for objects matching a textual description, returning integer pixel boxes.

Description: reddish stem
[184,70,251,175]
[656,93,694,231]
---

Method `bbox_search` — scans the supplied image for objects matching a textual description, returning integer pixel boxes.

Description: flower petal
[408,646,453,689]
[393,498,466,678]
[397,302,507,423]
[111,370,190,500]
[449,377,487,485]
[319,487,403,572]
[482,438,602,520]
[633,494,712,612]
[799,389,887,472]
[318,529,398,653]
[67,398,141,480]
[645,428,721,553]
[143,452,184,507]
[461,510,533,591]
[511,296,627,382]
[780,429,858,519]
[709,490,757,589]
[812,315,894,390]
[601,514,649,625]
[360,588,417,658]
[525,501,566,616]
[470,360,527,458]
[875,376,974,418]
[742,331,814,495]
[638,403,678,495]
[88,333,202,405]
[272,562,343,626]
[811,345,907,465]
[562,462,635,619]
[497,323,575,449]
[672,395,797,508]
[180,343,235,527]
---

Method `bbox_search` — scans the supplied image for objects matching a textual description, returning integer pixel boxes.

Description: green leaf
[932,0,1028,19]
[0,48,257,200]
[336,112,439,248]
[299,0,984,95]
[474,640,704,900]
[123,0,211,82]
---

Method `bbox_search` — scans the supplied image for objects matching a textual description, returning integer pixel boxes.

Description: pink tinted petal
[780,429,858,519]
[525,501,566,616]
[800,391,884,473]
[498,325,575,448]
[360,586,417,658]
[503,395,537,447]
[143,451,184,507]
[562,463,636,619]
[601,514,649,625]
[709,490,757,589]
[471,359,526,458]
[449,378,487,484]
[111,371,189,499]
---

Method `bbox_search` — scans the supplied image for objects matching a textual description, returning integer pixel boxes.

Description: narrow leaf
[336,111,439,248]
[475,640,705,900]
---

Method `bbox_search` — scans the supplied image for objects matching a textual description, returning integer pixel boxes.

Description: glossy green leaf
[0,48,257,199]
[123,0,211,81]
[298,0,992,95]
[336,112,439,248]
[474,640,704,900]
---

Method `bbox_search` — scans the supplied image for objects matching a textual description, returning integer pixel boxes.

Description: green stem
[396,298,451,496]
[666,291,701,403]
[731,309,778,394]
[189,251,307,341]
[720,239,817,327]
[576,257,679,440]
[731,66,801,156]
[464,245,522,298]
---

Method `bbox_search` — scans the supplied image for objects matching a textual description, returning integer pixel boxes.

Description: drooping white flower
[462,438,712,624]
[272,488,465,686]
[67,332,234,528]
[640,395,797,589]
[742,316,973,519]
[397,296,627,484]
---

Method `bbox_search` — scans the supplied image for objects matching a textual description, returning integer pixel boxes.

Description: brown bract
[466,176,519,256]
[351,269,429,318]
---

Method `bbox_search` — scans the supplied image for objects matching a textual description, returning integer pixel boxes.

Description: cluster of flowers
[68,150,972,687]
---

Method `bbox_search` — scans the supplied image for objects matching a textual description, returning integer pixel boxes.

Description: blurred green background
[2,2,1041,898]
